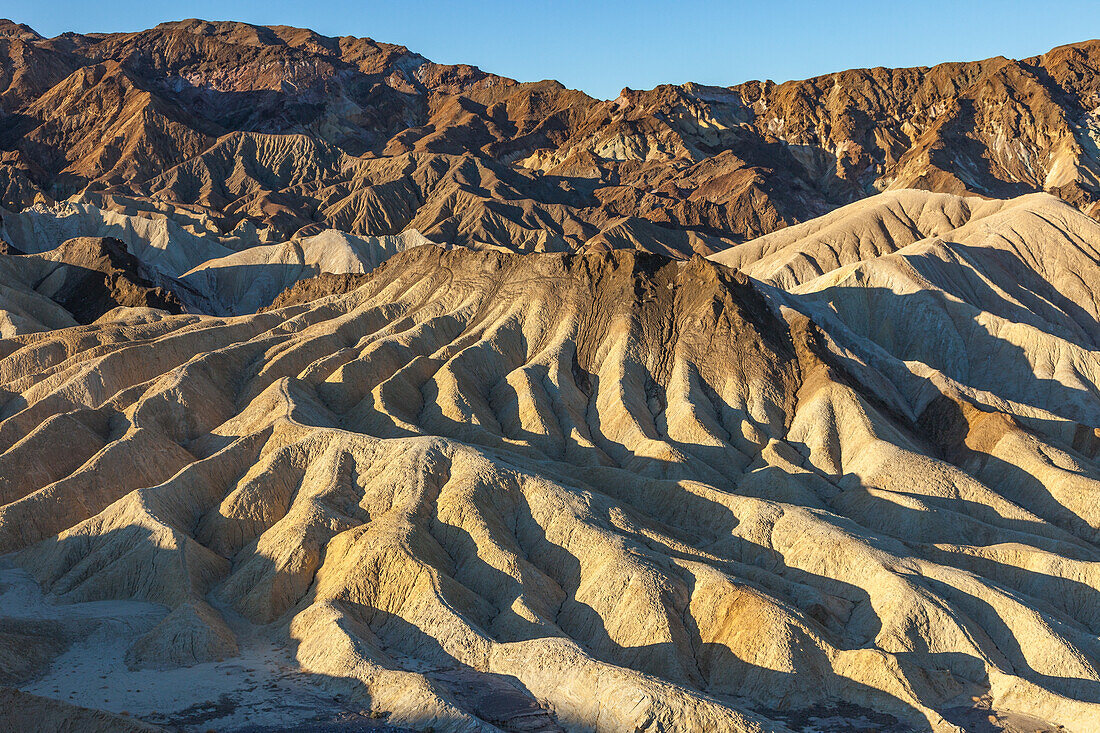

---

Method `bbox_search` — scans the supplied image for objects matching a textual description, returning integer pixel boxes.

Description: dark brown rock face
[19,236,184,322]
[3,19,1100,250]
[264,271,373,310]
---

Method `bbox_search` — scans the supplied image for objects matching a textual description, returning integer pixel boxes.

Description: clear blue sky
[12,1,1100,99]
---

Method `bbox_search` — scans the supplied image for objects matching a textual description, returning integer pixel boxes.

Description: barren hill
[3,190,1100,729]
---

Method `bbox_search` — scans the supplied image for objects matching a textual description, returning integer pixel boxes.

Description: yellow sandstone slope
[1,206,1099,731]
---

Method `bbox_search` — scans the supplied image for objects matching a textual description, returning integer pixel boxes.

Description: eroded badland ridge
[1,17,1100,733]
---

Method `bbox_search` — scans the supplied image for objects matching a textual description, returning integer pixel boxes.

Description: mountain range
[5,18,1100,254]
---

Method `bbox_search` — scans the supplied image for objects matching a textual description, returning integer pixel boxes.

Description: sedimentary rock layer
[6,18,1100,251]
[2,209,1099,729]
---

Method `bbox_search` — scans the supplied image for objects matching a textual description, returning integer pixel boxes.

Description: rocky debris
[265,271,375,310]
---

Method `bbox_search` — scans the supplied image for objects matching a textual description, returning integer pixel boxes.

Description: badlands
[1,17,1100,733]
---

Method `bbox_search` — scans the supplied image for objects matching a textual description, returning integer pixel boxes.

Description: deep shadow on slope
[3,236,185,322]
